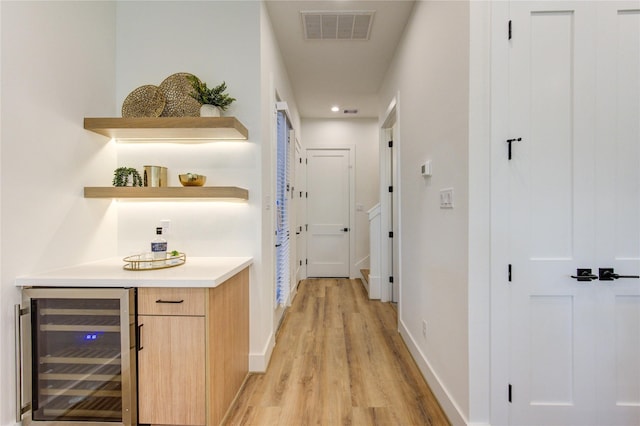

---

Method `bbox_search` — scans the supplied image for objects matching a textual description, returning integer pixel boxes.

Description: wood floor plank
[223,278,450,426]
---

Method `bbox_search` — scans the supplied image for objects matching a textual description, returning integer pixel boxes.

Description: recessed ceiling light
[331,106,340,112]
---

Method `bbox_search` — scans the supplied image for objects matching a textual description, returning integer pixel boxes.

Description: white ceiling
[265,0,416,119]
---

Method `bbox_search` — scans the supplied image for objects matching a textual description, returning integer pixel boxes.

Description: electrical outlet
[160,219,171,235]
[422,320,427,339]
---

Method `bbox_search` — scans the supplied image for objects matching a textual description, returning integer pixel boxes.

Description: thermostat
[421,160,432,177]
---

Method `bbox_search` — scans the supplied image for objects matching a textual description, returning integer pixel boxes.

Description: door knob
[342,228,349,232]
[599,268,640,281]
[571,268,598,282]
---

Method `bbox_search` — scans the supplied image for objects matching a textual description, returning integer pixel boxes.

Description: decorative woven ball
[158,72,201,117]
[121,85,166,118]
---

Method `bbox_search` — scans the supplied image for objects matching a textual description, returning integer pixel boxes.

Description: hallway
[224,278,450,425]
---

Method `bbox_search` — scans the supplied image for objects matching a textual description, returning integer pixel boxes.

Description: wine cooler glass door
[21,288,136,426]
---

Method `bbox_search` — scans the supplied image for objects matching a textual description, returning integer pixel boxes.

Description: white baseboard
[249,331,275,372]
[398,319,468,426]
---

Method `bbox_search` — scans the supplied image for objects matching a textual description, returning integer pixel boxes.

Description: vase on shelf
[200,104,221,117]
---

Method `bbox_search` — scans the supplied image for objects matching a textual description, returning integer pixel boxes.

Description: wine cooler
[16,288,137,426]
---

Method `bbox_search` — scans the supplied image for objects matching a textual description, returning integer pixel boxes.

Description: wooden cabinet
[137,315,206,425]
[137,268,249,426]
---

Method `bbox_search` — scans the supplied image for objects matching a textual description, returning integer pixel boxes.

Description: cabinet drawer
[138,288,206,316]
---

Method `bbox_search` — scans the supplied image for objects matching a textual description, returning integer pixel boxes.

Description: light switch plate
[440,188,454,208]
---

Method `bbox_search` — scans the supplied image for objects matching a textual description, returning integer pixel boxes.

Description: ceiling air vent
[343,109,359,115]
[301,11,375,40]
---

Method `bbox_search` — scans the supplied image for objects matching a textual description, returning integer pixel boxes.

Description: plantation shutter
[275,108,291,306]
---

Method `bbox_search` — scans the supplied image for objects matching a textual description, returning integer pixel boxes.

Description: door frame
[294,139,307,284]
[305,146,356,278]
[489,1,511,424]
[380,97,401,303]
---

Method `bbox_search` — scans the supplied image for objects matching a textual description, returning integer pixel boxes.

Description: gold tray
[123,252,186,271]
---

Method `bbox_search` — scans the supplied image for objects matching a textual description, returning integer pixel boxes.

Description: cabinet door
[138,315,205,425]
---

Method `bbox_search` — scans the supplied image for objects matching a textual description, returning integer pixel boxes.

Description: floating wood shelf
[84,186,249,200]
[84,117,249,141]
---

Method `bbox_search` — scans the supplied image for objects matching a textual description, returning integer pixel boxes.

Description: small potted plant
[187,75,236,117]
[112,167,143,187]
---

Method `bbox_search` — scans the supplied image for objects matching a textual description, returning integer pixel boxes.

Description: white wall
[258,2,301,369]
[114,1,261,258]
[301,118,379,276]
[0,2,117,423]
[114,1,282,370]
[378,1,471,423]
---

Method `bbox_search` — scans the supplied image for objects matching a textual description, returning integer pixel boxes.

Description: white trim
[275,101,291,120]
[489,1,511,425]
[398,319,468,426]
[249,331,275,372]
[379,95,401,304]
[468,0,493,423]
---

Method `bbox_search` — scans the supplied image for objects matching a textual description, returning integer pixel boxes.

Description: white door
[594,3,640,424]
[306,149,351,277]
[507,2,640,425]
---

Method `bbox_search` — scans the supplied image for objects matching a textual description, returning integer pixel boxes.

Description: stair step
[360,268,370,284]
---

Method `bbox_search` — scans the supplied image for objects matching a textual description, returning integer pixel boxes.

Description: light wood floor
[223,278,450,426]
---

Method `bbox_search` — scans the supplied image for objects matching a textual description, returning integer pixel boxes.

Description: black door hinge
[305,158,308,164]
[388,186,393,193]
[300,260,302,266]
[299,158,302,164]
[389,231,394,238]
[506,137,522,160]
[508,20,512,40]
[508,384,512,403]
[305,192,308,198]
[305,224,308,231]
[388,140,393,148]
[305,259,308,265]
[389,276,394,283]
[508,264,512,282]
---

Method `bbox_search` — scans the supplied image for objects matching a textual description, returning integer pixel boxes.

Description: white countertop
[15,256,253,288]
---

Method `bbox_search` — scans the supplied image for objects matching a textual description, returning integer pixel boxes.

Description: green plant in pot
[112,167,143,187]
[187,75,236,117]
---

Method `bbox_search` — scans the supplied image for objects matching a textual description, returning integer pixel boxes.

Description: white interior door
[594,4,640,424]
[507,2,640,425]
[306,149,350,277]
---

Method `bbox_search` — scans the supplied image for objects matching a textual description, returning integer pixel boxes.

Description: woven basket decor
[158,72,201,117]
[121,85,166,118]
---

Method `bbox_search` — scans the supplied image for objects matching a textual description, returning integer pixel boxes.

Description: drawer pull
[155,299,184,304]
[137,324,143,351]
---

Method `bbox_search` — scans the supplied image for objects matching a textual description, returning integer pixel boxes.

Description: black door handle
[599,268,640,281]
[342,228,349,232]
[571,268,598,282]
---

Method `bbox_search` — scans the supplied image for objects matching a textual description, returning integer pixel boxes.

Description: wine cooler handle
[14,304,30,422]
[137,323,144,351]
